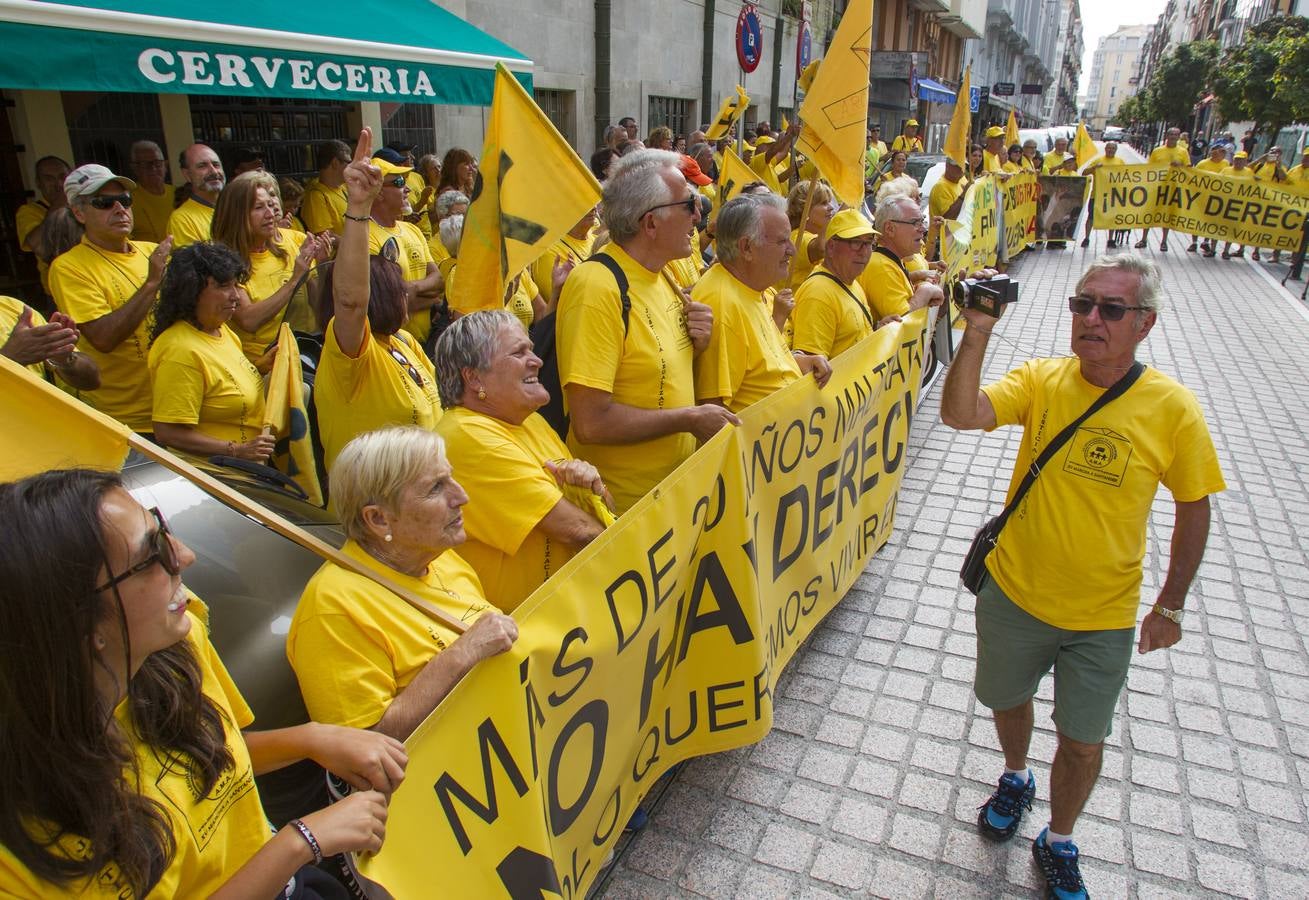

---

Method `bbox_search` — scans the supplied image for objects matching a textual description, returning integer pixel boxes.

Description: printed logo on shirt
[1062,426,1133,487]
[153,751,256,850]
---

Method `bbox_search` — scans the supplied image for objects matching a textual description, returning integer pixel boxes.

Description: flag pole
[788,171,821,283]
[126,432,470,635]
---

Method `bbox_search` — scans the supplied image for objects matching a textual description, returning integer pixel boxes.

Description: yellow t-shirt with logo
[1195,157,1229,175]
[148,322,265,444]
[232,229,315,360]
[505,274,537,330]
[530,232,594,305]
[436,408,578,611]
[692,263,801,412]
[167,197,216,248]
[131,187,175,244]
[315,317,442,473]
[369,219,435,345]
[1148,144,1190,167]
[300,179,348,235]
[0,295,49,378]
[0,604,267,899]
[556,244,696,514]
[857,248,914,320]
[982,358,1225,630]
[287,540,492,729]
[48,238,157,432]
[791,263,875,358]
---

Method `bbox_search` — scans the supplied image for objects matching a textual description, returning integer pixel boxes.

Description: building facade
[1041,0,1083,125]
[1083,24,1151,131]
[961,0,1066,131]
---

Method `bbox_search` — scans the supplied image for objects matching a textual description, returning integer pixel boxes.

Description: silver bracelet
[287,818,323,865]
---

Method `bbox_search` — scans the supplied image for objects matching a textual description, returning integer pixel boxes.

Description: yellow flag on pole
[943,66,972,169]
[448,64,603,314]
[1005,109,1020,148]
[1073,121,1097,169]
[0,355,129,481]
[713,148,759,220]
[262,323,323,507]
[706,85,750,142]
[796,0,873,206]
[780,113,790,133]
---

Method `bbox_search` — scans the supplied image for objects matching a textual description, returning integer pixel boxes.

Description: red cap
[678,154,713,186]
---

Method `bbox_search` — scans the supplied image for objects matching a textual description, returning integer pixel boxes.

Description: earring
[93,633,107,650]
[477,388,487,400]
[384,534,393,543]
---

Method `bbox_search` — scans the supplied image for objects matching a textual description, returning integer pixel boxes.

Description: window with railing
[63,92,164,175]
[383,103,436,157]
[647,96,695,141]
[534,89,576,146]
[190,96,350,183]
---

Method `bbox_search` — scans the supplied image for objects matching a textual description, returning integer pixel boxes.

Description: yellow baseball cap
[1234,150,1249,159]
[985,125,1005,138]
[906,119,920,127]
[373,158,413,178]
[826,208,876,241]
[754,135,776,146]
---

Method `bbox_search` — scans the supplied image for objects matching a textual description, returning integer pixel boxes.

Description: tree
[1213,16,1309,138]
[1143,40,1219,128]
[1112,95,1142,127]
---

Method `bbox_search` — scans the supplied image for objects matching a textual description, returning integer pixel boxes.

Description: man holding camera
[940,255,1223,900]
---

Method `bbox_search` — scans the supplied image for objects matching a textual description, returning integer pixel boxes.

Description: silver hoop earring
[384,534,393,543]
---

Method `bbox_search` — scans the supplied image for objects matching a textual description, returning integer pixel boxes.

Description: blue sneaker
[976,770,1035,841]
[1032,827,1088,899]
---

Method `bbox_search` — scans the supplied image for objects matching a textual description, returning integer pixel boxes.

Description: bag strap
[589,252,631,335]
[808,269,876,329]
[991,360,1146,533]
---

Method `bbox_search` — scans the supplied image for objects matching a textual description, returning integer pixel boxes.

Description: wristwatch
[1153,604,1184,624]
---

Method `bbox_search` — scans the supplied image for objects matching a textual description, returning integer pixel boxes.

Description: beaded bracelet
[287,818,323,865]
[343,212,370,223]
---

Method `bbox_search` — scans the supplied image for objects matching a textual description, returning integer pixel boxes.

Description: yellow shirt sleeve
[301,181,348,234]
[167,200,215,248]
[857,252,912,319]
[15,202,46,250]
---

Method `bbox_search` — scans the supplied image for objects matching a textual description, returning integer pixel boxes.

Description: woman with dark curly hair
[435,147,476,198]
[0,469,405,897]
[146,242,276,462]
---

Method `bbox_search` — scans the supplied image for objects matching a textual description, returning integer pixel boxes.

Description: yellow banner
[354,310,933,897]
[1092,164,1309,251]
[942,177,1000,281]
[797,0,873,206]
[1002,171,1039,257]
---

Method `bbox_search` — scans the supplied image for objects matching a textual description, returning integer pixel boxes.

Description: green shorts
[974,572,1135,744]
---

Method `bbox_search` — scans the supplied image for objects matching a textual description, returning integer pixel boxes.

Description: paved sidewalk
[598,241,1309,898]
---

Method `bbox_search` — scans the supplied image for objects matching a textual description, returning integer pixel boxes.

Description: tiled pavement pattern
[599,240,1309,898]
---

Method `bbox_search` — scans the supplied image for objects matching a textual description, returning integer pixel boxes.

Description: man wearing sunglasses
[365,148,443,346]
[49,164,172,436]
[940,254,1224,900]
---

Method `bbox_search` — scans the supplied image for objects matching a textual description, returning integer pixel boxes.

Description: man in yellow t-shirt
[167,144,225,248]
[792,209,883,358]
[891,120,924,154]
[301,139,352,236]
[1080,141,1126,248]
[1220,151,1257,259]
[368,149,442,346]
[941,255,1223,893]
[49,164,170,434]
[858,195,945,320]
[1042,137,1070,174]
[1136,128,1190,252]
[1193,145,1231,257]
[1285,146,1309,186]
[693,195,830,412]
[929,158,967,255]
[128,140,175,244]
[16,155,70,296]
[982,126,1010,177]
[556,150,736,514]
[0,295,100,389]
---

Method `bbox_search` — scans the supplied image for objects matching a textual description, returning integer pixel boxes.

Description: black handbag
[960,361,1145,595]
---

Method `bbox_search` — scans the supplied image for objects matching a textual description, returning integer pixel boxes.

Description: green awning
[0,0,532,105]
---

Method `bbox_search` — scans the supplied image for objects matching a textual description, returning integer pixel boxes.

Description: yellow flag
[0,355,129,481]
[796,0,873,206]
[714,148,759,220]
[448,64,603,314]
[262,323,323,507]
[780,113,790,133]
[706,85,750,141]
[943,66,972,169]
[1005,109,1020,149]
[1074,121,1097,169]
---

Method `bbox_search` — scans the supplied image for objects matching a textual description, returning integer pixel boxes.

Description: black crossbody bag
[960,361,1145,595]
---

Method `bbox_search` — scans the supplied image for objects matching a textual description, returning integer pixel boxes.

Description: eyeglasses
[642,196,699,218]
[388,347,426,386]
[385,176,407,188]
[89,193,133,210]
[890,218,929,232]
[94,507,181,593]
[1067,296,1148,321]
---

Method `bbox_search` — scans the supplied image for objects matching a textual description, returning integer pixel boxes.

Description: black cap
[372,147,407,165]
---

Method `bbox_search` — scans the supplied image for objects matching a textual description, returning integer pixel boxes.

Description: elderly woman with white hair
[434,310,613,611]
[286,426,518,740]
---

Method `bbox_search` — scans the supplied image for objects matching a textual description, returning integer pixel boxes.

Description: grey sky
[1077,0,1169,97]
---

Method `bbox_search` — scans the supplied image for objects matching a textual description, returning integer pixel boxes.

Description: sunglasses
[388,347,427,386]
[89,193,133,210]
[94,507,181,593]
[643,196,699,218]
[385,176,407,188]
[1067,296,1148,322]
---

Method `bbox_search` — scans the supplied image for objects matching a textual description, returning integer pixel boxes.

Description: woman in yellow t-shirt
[148,242,277,463]
[315,143,445,474]
[0,469,405,899]
[212,172,327,367]
[287,426,519,735]
[782,179,835,291]
[434,311,614,610]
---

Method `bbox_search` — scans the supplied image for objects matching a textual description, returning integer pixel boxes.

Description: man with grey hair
[858,194,944,321]
[556,149,737,514]
[940,253,1223,900]
[128,140,173,243]
[694,195,830,411]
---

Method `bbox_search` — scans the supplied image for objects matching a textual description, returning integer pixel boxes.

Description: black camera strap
[988,360,1145,534]
[807,270,876,329]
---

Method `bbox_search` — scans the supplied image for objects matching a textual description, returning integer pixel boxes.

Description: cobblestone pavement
[598,238,1309,898]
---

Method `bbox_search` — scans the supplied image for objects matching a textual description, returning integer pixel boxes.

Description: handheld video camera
[954,274,1019,318]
